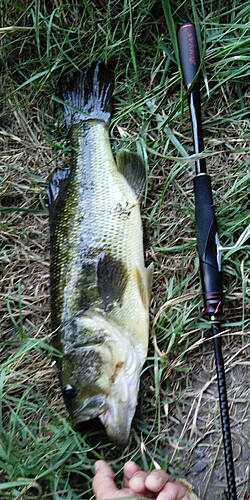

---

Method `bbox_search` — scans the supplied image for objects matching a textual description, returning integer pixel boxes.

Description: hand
[93,460,191,499]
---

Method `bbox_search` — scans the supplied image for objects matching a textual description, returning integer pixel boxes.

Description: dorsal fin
[47,167,71,215]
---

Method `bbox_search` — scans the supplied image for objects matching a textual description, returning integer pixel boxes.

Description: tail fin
[61,61,114,128]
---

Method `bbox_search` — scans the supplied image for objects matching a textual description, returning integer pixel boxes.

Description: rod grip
[194,174,223,316]
[177,23,200,88]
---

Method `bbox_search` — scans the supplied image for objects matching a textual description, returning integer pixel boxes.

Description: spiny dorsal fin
[116,150,146,200]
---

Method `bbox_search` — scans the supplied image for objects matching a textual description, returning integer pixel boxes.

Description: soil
[164,342,250,499]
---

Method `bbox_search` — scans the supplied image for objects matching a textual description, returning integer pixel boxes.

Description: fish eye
[63,384,76,400]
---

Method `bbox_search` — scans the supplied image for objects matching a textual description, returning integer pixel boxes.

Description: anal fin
[116,150,146,200]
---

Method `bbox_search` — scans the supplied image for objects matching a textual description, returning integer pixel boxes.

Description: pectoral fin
[116,150,146,200]
[97,252,128,311]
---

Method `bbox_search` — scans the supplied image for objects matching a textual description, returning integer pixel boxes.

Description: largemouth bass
[48,62,152,444]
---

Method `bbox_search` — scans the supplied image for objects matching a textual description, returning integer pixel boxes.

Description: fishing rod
[177,23,237,499]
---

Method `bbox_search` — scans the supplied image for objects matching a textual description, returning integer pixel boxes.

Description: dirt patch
[163,341,250,499]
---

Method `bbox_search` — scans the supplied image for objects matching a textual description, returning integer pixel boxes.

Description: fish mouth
[99,356,144,446]
[71,393,136,446]
[74,417,106,437]
[70,394,136,446]
[99,399,135,446]
[72,395,107,423]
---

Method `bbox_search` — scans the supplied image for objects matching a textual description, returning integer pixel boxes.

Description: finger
[157,480,190,500]
[129,470,151,494]
[145,470,172,493]
[93,460,118,499]
[123,461,142,488]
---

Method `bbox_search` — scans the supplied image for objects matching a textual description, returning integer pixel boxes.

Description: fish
[47,62,152,445]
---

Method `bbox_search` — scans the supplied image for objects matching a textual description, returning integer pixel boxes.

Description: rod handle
[177,23,206,172]
[177,23,200,88]
[194,174,223,316]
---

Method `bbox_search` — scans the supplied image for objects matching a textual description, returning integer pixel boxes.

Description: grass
[0,0,250,498]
